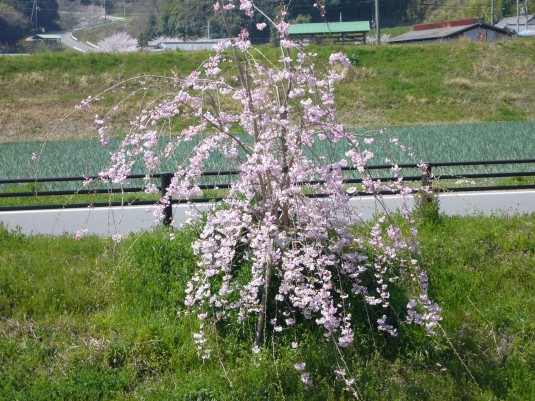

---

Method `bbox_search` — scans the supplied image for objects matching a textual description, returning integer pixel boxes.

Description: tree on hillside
[139,0,437,44]
[0,0,59,49]
[140,0,275,42]
[0,3,30,47]
[2,0,60,32]
[160,0,213,38]
[134,0,168,45]
[426,0,519,24]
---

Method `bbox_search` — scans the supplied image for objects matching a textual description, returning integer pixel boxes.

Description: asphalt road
[54,31,94,52]
[52,17,126,52]
[1,190,534,237]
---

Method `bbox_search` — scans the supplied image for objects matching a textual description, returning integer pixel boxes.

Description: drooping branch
[82,1,442,387]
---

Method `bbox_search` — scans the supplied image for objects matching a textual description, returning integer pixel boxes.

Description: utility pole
[31,0,38,31]
[375,0,380,44]
[517,0,520,33]
[526,0,530,31]
[491,0,495,25]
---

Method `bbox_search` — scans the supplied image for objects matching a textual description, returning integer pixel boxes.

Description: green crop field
[1,120,533,208]
[1,121,533,179]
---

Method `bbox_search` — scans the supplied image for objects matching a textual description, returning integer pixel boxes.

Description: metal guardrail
[1,159,535,224]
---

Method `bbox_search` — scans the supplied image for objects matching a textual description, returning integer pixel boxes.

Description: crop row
[1,121,533,192]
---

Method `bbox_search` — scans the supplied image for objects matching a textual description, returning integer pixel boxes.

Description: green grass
[1,40,534,143]
[336,40,535,126]
[0,51,211,90]
[0,214,533,400]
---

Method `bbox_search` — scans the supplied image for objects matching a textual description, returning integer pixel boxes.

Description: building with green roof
[27,34,62,43]
[288,21,370,44]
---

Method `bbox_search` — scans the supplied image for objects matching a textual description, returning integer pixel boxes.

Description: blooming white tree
[79,0,441,392]
[96,32,139,53]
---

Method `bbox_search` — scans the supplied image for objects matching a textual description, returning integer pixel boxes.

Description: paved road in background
[54,31,94,52]
[53,17,126,52]
[1,190,534,237]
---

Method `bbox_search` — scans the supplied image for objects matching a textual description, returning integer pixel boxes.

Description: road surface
[54,31,94,52]
[1,190,534,237]
[52,17,127,52]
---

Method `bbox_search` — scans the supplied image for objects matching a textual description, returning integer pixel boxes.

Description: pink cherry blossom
[75,229,88,240]
[82,0,440,389]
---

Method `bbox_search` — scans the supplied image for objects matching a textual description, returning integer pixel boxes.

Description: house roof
[388,22,510,43]
[288,21,370,35]
[151,39,229,51]
[494,15,535,32]
[518,29,535,37]
[27,34,62,41]
[413,18,483,31]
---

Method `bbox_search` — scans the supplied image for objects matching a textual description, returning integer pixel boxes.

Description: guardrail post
[417,163,440,221]
[421,163,432,187]
[161,173,173,226]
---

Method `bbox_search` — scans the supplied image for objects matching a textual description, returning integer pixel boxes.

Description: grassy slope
[0,51,210,143]
[335,39,535,127]
[0,215,533,400]
[1,39,534,143]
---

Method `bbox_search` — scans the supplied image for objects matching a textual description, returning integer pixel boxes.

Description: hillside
[0,39,534,143]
